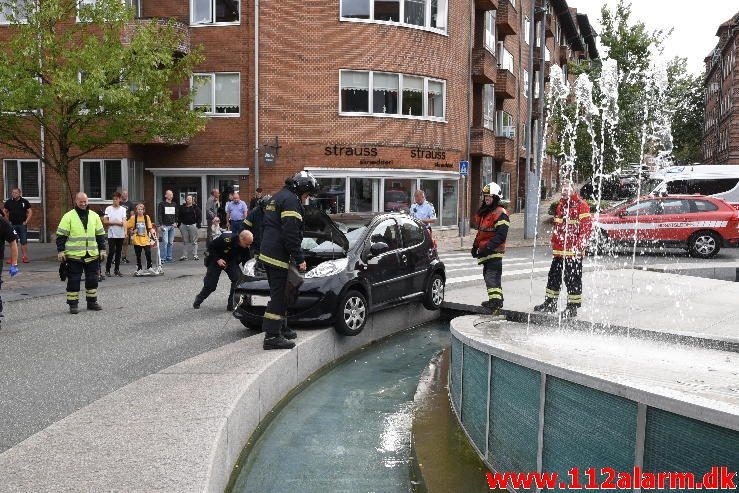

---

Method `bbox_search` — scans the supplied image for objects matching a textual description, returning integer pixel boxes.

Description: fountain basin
[449,315,738,489]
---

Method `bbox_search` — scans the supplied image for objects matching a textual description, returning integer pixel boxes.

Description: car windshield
[302,226,367,253]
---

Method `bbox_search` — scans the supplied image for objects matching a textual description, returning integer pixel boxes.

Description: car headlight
[242,258,256,277]
[304,258,349,279]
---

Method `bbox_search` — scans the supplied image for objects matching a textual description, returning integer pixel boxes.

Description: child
[127,203,156,275]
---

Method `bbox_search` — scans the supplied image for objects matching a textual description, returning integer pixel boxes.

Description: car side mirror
[370,241,390,256]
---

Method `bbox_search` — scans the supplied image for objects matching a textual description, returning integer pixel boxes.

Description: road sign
[459,160,469,176]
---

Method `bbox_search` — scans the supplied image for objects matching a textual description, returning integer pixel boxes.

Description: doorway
[160,177,202,206]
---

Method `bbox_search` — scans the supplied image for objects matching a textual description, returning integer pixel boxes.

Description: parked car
[232,208,446,335]
[649,165,739,202]
[592,195,739,258]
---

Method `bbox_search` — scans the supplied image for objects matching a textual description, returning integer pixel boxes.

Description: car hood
[304,206,350,252]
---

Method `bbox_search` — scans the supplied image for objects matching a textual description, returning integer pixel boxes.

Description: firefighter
[56,192,107,314]
[193,229,253,311]
[471,182,510,315]
[240,194,271,260]
[534,178,592,318]
[260,171,318,350]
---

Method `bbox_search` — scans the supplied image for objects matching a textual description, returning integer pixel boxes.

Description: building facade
[0,0,597,240]
[703,11,739,165]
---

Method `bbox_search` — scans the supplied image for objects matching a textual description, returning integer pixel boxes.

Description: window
[441,180,458,226]
[524,17,531,44]
[3,159,40,200]
[498,44,514,73]
[340,0,447,33]
[314,178,346,214]
[484,10,496,51]
[400,217,425,246]
[535,21,542,47]
[496,111,515,138]
[0,0,30,23]
[402,75,423,116]
[534,70,540,98]
[692,200,719,213]
[81,160,124,200]
[125,0,141,17]
[522,69,529,97]
[340,70,446,120]
[420,179,439,213]
[483,84,495,130]
[127,160,144,201]
[350,178,379,212]
[482,157,494,186]
[369,218,401,250]
[192,73,240,115]
[373,72,399,114]
[384,179,413,212]
[656,199,690,215]
[497,172,510,201]
[624,199,658,216]
[191,0,239,25]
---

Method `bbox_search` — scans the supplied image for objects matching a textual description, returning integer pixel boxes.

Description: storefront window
[442,180,458,226]
[420,179,439,212]
[384,179,413,212]
[373,72,399,114]
[314,178,346,214]
[350,178,378,212]
[340,71,370,113]
[402,76,423,116]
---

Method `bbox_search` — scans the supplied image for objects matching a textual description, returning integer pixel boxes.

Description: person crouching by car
[127,203,157,276]
[193,229,253,311]
[471,182,509,316]
[259,171,318,351]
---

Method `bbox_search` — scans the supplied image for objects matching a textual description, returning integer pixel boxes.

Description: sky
[571,0,738,74]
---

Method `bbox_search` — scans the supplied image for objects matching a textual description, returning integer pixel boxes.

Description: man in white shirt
[409,190,437,227]
[103,191,128,276]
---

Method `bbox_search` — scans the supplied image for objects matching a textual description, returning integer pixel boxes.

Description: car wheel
[335,289,368,336]
[689,231,721,259]
[422,273,445,311]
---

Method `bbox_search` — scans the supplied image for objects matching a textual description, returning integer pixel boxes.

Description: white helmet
[482,182,502,198]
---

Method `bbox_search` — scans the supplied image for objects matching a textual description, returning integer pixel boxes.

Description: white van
[650,165,739,203]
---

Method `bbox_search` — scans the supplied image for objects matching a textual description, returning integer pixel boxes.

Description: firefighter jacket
[242,206,265,257]
[56,208,106,262]
[472,206,510,264]
[259,186,305,269]
[551,193,592,257]
[206,232,250,265]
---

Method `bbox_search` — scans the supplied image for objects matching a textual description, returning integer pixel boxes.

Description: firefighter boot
[481,299,503,316]
[263,334,296,350]
[563,304,579,319]
[281,321,297,340]
[533,298,557,313]
[87,301,102,311]
[69,303,79,315]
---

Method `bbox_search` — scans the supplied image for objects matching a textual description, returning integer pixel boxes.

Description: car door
[611,198,660,242]
[364,218,404,306]
[398,217,429,296]
[653,198,692,243]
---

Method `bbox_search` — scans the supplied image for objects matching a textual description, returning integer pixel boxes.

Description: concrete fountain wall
[449,316,739,490]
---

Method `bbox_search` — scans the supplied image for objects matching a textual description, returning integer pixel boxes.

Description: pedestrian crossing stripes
[438,253,552,285]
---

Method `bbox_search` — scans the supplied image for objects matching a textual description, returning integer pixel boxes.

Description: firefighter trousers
[196,260,242,307]
[67,259,99,306]
[263,264,288,337]
[482,258,503,309]
[545,256,583,307]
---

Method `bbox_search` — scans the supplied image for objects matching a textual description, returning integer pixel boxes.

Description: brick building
[0,0,597,240]
[703,11,739,165]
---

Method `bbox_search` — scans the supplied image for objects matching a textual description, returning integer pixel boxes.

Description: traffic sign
[459,160,469,176]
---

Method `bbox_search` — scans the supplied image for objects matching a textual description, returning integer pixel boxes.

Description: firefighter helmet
[258,194,272,208]
[289,170,319,196]
[482,182,503,198]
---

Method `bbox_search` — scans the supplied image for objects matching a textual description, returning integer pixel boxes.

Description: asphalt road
[0,244,736,453]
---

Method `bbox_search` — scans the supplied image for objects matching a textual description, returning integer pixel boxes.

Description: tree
[666,57,704,164]
[0,0,204,205]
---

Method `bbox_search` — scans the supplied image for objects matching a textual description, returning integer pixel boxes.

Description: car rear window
[692,200,719,212]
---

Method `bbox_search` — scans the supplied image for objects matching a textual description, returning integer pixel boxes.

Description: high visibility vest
[56,209,105,260]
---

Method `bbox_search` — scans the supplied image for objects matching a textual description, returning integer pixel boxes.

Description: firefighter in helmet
[471,182,510,315]
[534,178,592,318]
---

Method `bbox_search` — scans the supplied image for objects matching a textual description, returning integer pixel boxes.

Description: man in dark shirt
[193,230,253,311]
[249,187,263,211]
[0,216,20,321]
[3,188,32,263]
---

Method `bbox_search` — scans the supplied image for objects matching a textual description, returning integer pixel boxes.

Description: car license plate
[250,295,270,307]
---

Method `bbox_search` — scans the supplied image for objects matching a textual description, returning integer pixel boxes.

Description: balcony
[533,47,552,73]
[475,0,499,11]
[495,69,516,99]
[496,0,519,36]
[122,17,191,55]
[470,127,496,156]
[472,47,498,84]
[495,136,515,162]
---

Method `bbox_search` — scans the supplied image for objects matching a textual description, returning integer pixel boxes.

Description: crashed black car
[232,208,446,336]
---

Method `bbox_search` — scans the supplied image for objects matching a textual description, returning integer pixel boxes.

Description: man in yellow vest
[56,192,107,314]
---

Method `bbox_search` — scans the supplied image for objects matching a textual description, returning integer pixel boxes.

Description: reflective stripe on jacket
[551,194,592,257]
[56,209,105,259]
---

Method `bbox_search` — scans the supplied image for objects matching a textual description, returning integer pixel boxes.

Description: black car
[232,208,446,336]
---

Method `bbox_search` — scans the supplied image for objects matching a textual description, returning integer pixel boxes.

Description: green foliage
[666,57,704,164]
[0,0,205,203]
